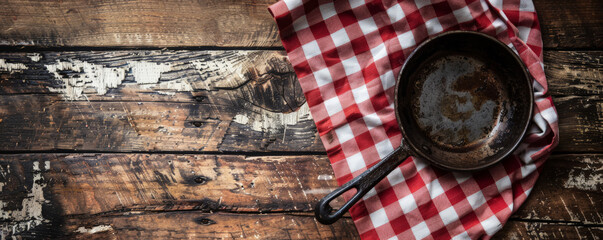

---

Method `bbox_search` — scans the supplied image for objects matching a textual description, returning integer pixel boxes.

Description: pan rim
[394,30,534,171]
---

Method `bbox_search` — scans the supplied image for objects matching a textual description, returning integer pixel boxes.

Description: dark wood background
[0,0,601,239]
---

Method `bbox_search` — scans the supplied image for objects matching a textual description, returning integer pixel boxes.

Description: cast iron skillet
[315,31,533,224]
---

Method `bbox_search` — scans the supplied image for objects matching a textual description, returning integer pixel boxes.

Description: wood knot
[194,217,216,226]
[193,176,210,185]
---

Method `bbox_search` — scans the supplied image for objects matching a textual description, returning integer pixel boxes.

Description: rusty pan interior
[396,32,533,170]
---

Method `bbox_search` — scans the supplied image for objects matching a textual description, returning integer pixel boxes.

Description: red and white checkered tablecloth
[268,0,559,239]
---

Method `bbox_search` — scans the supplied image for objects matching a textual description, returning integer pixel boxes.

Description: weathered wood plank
[0,95,321,152]
[7,212,360,239]
[0,154,339,217]
[6,210,603,240]
[0,50,600,152]
[0,153,600,238]
[0,0,281,48]
[544,51,602,96]
[0,94,598,152]
[57,214,603,240]
[513,154,603,224]
[1,51,600,97]
[0,0,600,48]
[495,221,603,240]
[554,96,603,153]
[533,0,603,49]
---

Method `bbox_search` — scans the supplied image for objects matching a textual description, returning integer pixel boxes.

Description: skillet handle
[315,146,410,224]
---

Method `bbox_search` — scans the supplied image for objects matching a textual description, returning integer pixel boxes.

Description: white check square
[370,43,388,61]
[453,6,473,23]
[452,231,470,240]
[519,0,535,11]
[495,175,511,192]
[358,17,379,35]
[492,18,507,34]
[319,2,336,19]
[490,0,503,9]
[349,0,365,9]
[342,56,362,75]
[467,191,486,210]
[386,167,405,186]
[482,215,502,236]
[314,68,333,87]
[398,31,416,49]
[439,206,460,225]
[332,28,351,47]
[363,112,383,130]
[387,4,406,23]
[481,0,490,12]
[380,70,395,90]
[376,139,395,159]
[324,96,343,116]
[284,0,302,10]
[369,208,389,228]
[302,40,321,59]
[347,152,366,172]
[414,0,431,9]
[426,179,444,198]
[411,221,430,240]
[517,26,531,42]
[425,18,443,35]
[399,194,417,213]
[335,123,355,143]
[352,85,370,103]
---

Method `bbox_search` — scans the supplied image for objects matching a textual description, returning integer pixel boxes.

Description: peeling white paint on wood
[232,102,312,133]
[0,59,28,72]
[563,169,602,191]
[302,188,336,195]
[27,53,42,62]
[75,225,114,234]
[0,161,50,239]
[317,175,333,180]
[189,51,274,90]
[45,59,126,99]
[128,61,171,84]
[190,54,247,90]
[44,59,194,100]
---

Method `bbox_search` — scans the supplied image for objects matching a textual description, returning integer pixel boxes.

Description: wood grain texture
[495,221,603,240]
[544,51,602,96]
[515,154,602,224]
[0,0,280,48]
[555,96,603,153]
[0,153,600,238]
[533,0,603,49]
[11,212,360,239]
[0,50,600,152]
[0,0,600,48]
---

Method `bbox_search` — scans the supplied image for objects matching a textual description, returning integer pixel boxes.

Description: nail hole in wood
[189,121,204,127]
[193,96,206,102]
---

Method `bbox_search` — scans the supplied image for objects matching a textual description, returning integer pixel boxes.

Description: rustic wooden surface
[0,0,601,239]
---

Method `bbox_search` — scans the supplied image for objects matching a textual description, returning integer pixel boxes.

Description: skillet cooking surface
[397,32,533,170]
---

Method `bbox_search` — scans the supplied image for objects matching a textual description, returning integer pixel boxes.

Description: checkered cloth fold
[269,0,559,239]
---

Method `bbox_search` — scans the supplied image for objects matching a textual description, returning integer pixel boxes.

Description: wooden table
[0,0,600,239]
